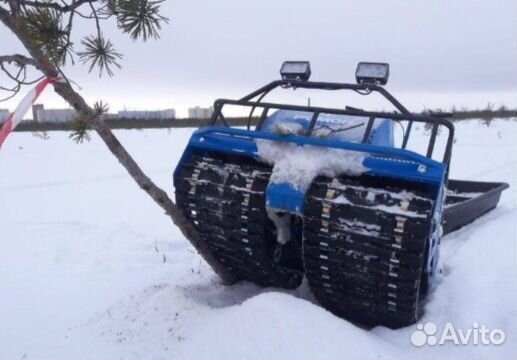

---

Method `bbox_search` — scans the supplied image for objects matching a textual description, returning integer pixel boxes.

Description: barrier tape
[0,76,60,149]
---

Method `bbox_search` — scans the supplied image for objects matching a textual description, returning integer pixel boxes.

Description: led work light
[280,61,311,82]
[355,62,390,85]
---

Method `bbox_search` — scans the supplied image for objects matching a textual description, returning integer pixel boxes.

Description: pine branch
[0,1,237,284]
[78,34,123,77]
[18,6,72,65]
[117,0,169,41]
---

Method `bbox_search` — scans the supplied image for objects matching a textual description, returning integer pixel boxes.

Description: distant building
[32,104,76,123]
[118,109,176,120]
[103,113,119,120]
[32,104,43,121]
[0,109,9,122]
[188,106,214,120]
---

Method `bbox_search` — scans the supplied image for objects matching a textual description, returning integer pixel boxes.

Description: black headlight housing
[355,62,390,85]
[280,61,312,82]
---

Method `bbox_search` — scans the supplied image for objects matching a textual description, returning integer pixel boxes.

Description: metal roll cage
[209,80,455,166]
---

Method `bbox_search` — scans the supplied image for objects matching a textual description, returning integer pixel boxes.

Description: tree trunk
[0,9,237,285]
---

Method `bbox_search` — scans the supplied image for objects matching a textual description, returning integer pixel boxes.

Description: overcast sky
[1,0,516,116]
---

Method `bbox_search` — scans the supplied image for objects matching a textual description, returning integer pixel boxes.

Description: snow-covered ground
[1,119,516,360]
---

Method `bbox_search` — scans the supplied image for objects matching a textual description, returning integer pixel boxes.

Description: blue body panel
[174,126,445,187]
[173,125,446,276]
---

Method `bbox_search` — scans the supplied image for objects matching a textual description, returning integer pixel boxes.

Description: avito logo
[411,322,505,347]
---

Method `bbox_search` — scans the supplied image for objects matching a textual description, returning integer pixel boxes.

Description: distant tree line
[6,105,516,133]
[426,104,516,122]
[10,116,261,132]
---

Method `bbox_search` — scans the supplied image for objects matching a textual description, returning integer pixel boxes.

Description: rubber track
[302,176,434,328]
[175,155,303,288]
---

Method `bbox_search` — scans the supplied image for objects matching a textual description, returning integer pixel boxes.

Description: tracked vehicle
[174,62,508,328]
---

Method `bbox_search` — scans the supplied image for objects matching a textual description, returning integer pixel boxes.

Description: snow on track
[0,120,516,360]
[256,139,367,191]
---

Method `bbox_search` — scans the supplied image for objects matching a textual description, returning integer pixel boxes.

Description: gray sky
[1,0,516,116]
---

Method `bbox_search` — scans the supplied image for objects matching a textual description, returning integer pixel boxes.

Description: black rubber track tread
[302,175,434,328]
[176,154,303,289]
[176,152,435,328]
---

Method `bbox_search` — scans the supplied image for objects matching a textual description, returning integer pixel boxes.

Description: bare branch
[0,54,39,67]
[0,53,43,102]
[0,7,52,102]
[17,0,97,12]
[88,0,101,38]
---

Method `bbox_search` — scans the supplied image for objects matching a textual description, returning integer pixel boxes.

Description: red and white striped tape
[0,76,58,149]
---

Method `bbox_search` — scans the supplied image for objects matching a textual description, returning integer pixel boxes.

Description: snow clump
[256,139,368,191]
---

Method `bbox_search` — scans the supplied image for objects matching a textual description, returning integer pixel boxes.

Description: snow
[0,119,516,360]
[270,121,305,136]
[337,218,382,237]
[447,190,485,198]
[331,194,427,218]
[266,210,292,245]
[261,109,381,143]
[256,140,367,191]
